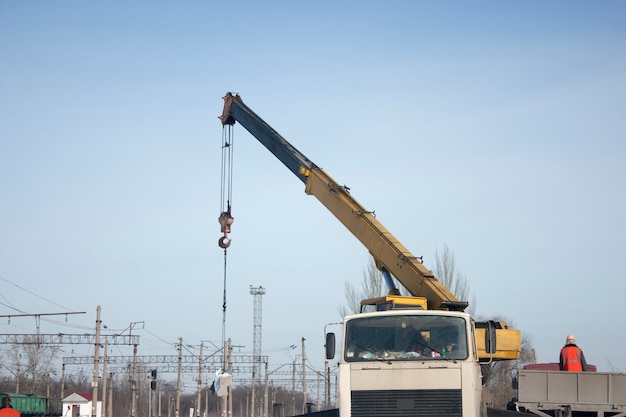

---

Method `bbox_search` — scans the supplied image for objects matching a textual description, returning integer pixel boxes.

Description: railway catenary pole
[92,305,101,417]
[102,340,108,417]
[148,382,152,417]
[196,343,203,417]
[317,372,320,414]
[61,364,65,399]
[228,338,233,417]
[107,373,113,417]
[176,337,182,417]
[132,344,138,417]
[205,381,209,417]
[16,360,20,393]
[158,380,162,417]
[301,338,306,415]
[291,360,295,416]
[263,362,268,417]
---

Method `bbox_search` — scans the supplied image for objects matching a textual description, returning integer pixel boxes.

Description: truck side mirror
[325,332,336,360]
[485,320,497,354]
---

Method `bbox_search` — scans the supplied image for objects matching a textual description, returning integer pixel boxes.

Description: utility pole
[291,360,296,417]
[131,344,138,417]
[107,373,113,417]
[251,358,256,417]
[220,339,226,417]
[325,360,329,410]
[301,338,307,415]
[16,360,20,394]
[92,305,101,417]
[205,381,209,417]
[102,340,108,417]
[61,364,65,399]
[127,321,143,417]
[197,343,203,417]
[176,337,182,417]
[263,362,269,417]
[215,338,234,417]
[150,369,157,417]
[227,338,233,417]
[316,372,320,414]
[158,381,162,417]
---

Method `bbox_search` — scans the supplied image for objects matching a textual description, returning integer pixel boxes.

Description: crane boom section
[220,93,463,311]
[220,92,315,183]
[305,168,461,310]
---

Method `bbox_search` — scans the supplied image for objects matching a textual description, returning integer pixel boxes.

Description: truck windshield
[344,315,468,361]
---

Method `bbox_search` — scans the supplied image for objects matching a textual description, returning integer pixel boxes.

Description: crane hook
[218,210,234,249]
[218,236,231,249]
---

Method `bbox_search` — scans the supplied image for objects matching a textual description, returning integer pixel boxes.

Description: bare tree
[5,339,58,395]
[340,246,473,316]
[430,244,476,316]
[480,320,535,409]
[339,259,386,317]
[430,246,534,408]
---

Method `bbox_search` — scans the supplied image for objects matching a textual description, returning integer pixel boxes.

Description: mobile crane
[219,92,521,417]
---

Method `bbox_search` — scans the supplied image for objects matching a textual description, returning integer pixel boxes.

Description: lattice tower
[249,286,266,378]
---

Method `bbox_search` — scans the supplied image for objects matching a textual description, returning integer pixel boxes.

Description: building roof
[62,392,93,403]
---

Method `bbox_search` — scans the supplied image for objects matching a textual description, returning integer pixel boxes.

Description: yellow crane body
[220,92,520,362]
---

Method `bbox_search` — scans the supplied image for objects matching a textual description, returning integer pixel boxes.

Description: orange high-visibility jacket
[0,407,21,417]
[560,345,587,371]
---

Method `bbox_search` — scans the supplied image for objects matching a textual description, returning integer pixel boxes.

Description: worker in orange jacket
[559,334,588,371]
[0,396,20,417]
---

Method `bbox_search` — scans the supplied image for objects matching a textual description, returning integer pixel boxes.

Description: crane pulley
[218,206,234,249]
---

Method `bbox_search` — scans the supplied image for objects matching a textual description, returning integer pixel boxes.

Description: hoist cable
[227,126,234,207]
[221,248,227,348]
[219,125,235,365]
[220,126,234,212]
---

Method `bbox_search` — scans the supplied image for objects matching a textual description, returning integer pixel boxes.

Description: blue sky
[1,1,626,394]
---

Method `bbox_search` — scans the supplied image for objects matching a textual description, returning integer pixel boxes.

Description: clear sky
[1,0,625,394]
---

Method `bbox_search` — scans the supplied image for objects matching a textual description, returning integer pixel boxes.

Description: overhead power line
[0,275,74,311]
